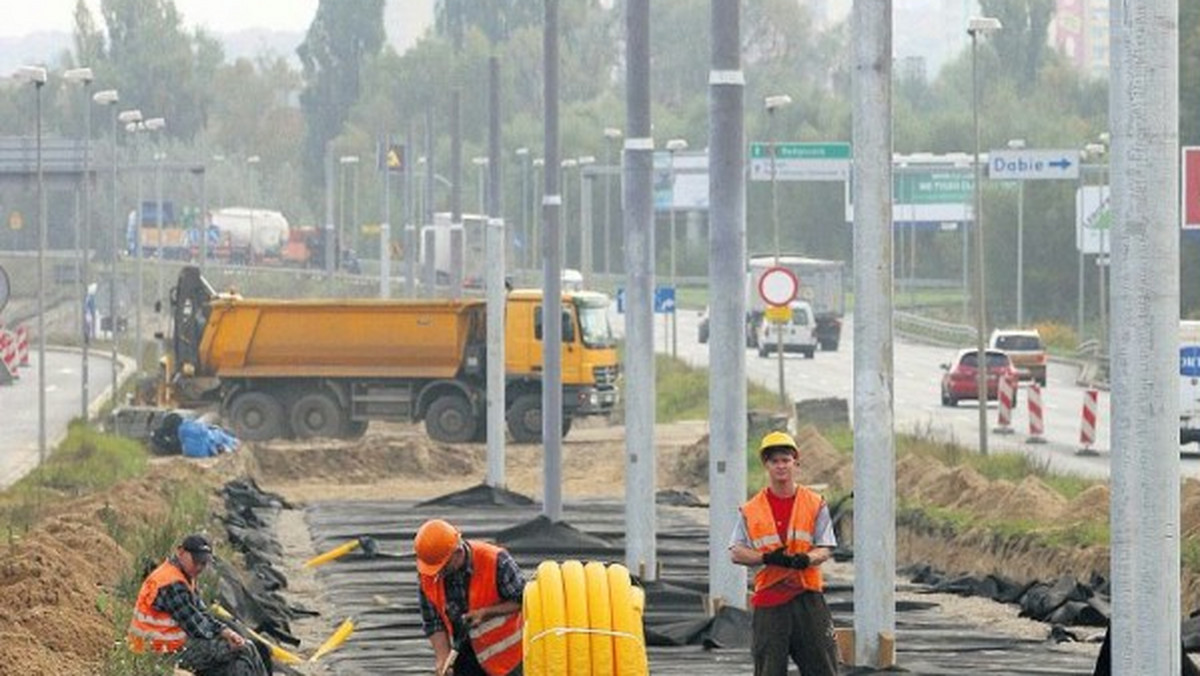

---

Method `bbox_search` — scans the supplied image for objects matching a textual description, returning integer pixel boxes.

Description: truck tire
[228,391,286,441]
[343,419,369,439]
[290,392,346,439]
[507,394,542,444]
[425,394,478,443]
[819,338,839,351]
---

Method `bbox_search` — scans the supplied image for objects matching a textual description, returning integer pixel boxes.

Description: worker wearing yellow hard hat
[414,518,525,676]
[729,431,839,676]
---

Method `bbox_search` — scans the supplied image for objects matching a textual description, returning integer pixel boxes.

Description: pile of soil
[0,460,219,675]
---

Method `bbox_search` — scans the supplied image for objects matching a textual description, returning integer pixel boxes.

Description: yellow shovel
[210,603,304,665]
[309,618,355,663]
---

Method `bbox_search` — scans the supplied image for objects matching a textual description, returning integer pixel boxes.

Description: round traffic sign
[758,266,798,306]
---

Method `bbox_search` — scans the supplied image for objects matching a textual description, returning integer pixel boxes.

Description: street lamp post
[765,93,792,411]
[16,65,47,464]
[665,139,688,359]
[1084,140,1108,350]
[968,16,1002,456]
[141,118,166,359]
[246,155,260,265]
[602,127,622,275]
[532,157,545,274]
[64,67,93,419]
[515,147,530,271]
[1095,133,1110,354]
[560,158,577,267]
[577,155,595,282]
[120,111,145,365]
[94,89,119,409]
[1007,138,1026,326]
[339,155,360,258]
[472,156,489,215]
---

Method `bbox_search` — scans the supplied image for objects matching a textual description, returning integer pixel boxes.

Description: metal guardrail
[894,311,977,347]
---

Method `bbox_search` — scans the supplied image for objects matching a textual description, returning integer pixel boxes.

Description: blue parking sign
[654,286,676,314]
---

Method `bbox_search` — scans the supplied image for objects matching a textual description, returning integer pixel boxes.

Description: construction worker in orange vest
[415,518,525,675]
[729,431,839,676]
[127,533,268,676]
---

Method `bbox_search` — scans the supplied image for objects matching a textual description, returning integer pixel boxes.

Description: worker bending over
[127,533,268,676]
[415,518,525,675]
[730,431,840,676]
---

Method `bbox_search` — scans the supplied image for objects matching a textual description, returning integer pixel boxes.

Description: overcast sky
[2,0,322,37]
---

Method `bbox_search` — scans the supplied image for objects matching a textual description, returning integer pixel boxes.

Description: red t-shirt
[751,488,806,608]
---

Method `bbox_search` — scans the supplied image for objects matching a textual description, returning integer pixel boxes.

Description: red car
[940,349,1018,407]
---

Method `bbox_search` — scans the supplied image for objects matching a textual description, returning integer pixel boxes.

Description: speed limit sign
[758,266,798,307]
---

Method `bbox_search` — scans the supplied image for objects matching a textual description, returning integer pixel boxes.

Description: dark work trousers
[752,591,839,676]
[176,636,269,676]
[447,640,524,676]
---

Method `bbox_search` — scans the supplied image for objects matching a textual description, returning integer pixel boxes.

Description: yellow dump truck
[165,266,619,443]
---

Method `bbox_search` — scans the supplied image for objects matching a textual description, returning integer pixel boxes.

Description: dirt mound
[794,425,850,489]
[1183,480,1200,538]
[920,465,989,507]
[1060,484,1110,525]
[253,433,483,484]
[670,434,709,489]
[999,476,1067,523]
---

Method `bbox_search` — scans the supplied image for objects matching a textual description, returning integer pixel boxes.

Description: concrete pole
[1108,0,1180,671]
[1016,179,1024,326]
[1077,158,1086,337]
[707,0,747,609]
[34,76,46,464]
[852,0,896,666]
[133,130,143,366]
[451,89,464,299]
[542,0,565,521]
[80,79,92,419]
[969,24,989,457]
[581,171,593,283]
[624,0,657,582]
[383,135,392,299]
[405,123,415,297]
[155,149,164,357]
[108,103,120,410]
[324,142,335,276]
[486,54,506,488]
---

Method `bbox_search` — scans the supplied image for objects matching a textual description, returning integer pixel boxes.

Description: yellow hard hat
[414,519,460,576]
[759,430,798,461]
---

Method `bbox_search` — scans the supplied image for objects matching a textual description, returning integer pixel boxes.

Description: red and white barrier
[1078,389,1099,455]
[0,331,18,383]
[993,373,1016,434]
[15,325,29,367]
[1026,383,1046,444]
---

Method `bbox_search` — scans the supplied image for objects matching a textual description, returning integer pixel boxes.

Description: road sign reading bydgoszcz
[758,266,798,306]
[988,149,1079,180]
[749,142,851,182]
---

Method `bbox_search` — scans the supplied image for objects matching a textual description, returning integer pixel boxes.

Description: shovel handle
[436,648,458,676]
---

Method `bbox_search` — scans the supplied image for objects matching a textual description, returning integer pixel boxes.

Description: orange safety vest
[419,541,523,676]
[127,559,194,653]
[741,485,826,594]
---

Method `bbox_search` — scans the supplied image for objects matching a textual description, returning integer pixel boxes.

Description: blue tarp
[179,419,239,458]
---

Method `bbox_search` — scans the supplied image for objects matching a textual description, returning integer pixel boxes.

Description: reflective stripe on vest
[741,486,825,593]
[419,541,523,676]
[127,560,194,653]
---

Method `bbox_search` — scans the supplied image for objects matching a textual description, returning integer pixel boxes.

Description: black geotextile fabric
[656,489,707,507]
[646,605,753,648]
[416,482,536,507]
[492,515,618,554]
[215,478,317,651]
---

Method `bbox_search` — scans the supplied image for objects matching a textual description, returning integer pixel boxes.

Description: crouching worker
[127,534,269,676]
[415,518,524,675]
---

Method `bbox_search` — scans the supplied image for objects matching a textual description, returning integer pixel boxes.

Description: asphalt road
[618,308,1200,481]
[0,348,118,489]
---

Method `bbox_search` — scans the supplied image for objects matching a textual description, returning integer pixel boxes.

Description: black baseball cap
[180,534,213,563]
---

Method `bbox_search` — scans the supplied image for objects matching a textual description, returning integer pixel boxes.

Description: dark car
[940,349,1018,407]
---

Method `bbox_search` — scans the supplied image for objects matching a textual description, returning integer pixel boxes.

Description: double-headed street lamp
[765,93,792,411]
[93,89,120,409]
[968,15,1002,456]
[64,67,93,418]
[15,64,47,464]
[602,127,622,275]
[665,138,688,359]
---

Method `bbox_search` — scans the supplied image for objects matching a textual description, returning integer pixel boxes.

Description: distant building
[1050,0,1109,79]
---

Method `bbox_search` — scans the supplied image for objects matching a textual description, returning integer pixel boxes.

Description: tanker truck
[163,266,619,444]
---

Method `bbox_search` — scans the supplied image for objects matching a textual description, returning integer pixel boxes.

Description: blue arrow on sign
[654,286,676,314]
[1048,158,1073,171]
[1182,346,1200,377]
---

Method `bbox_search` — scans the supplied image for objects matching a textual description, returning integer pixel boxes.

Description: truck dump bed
[198,298,484,380]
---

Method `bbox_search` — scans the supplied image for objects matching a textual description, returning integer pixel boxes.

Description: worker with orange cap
[729,430,839,676]
[414,518,525,675]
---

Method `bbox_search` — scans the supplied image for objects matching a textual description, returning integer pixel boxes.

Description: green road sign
[895,170,974,205]
[750,142,851,181]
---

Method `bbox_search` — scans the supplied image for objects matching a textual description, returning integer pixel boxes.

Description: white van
[757,300,817,359]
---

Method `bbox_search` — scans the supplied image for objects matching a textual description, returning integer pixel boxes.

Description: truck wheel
[804,347,815,359]
[290,392,346,439]
[425,394,477,443]
[343,419,369,439]
[507,394,542,444]
[820,338,839,351]
[228,391,286,441]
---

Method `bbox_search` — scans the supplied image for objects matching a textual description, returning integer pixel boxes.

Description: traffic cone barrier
[1026,382,1046,444]
[993,373,1015,434]
[0,332,14,385]
[1078,389,1099,456]
[15,325,29,367]
[0,331,17,382]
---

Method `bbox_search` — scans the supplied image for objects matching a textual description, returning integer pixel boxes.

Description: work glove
[761,548,793,568]
[788,552,811,569]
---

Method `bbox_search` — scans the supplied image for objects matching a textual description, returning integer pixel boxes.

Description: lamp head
[967,16,1002,36]
[603,127,623,140]
[561,158,577,169]
[666,139,689,153]
[63,67,94,85]
[92,89,119,105]
[1083,143,1105,157]
[515,147,529,157]
[339,155,360,165]
[472,156,489,166]
[764,94,792,112]
[577,155,596,165]
[532,158,545,167]
[1007,139,1026,150]
[246,155,261,164]
[14,65,47,85]
[143,117,165,131]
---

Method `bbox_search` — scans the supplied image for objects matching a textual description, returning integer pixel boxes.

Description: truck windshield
[576,300,615,349]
